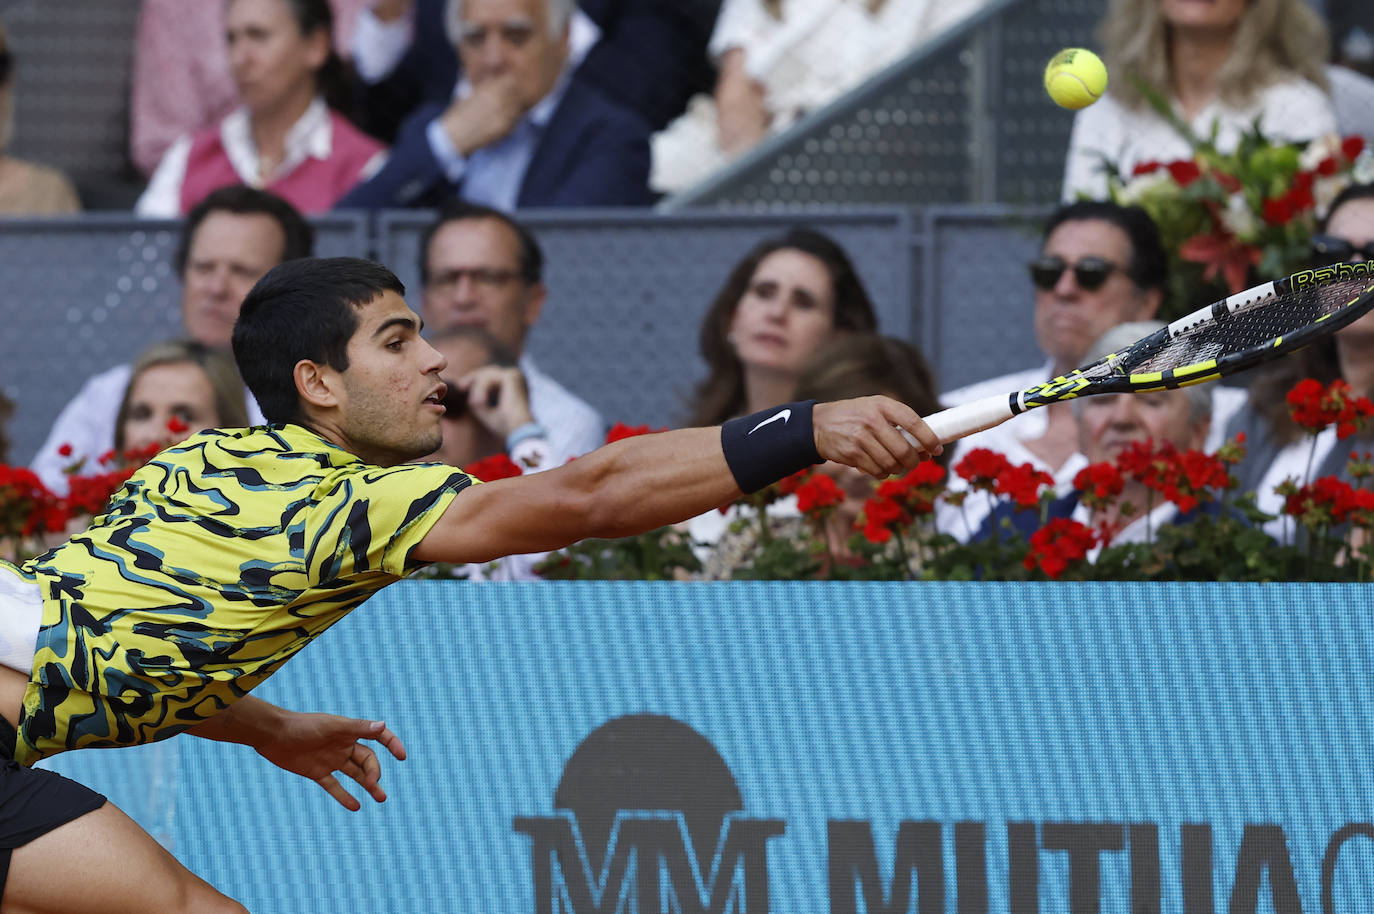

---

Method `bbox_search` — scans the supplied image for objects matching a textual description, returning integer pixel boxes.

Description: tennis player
[0,256,941,911]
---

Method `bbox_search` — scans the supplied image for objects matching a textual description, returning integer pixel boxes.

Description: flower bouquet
[1103,93,1373,320]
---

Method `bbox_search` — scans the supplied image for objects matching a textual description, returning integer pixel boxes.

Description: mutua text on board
[515,814,1374,913]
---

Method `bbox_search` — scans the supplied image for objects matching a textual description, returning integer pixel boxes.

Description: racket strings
[1126,280,1370,373]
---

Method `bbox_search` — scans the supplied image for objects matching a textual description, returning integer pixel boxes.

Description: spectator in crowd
[975,320,1214,549]
[0,22,80,215]
[1063,0,1338,201]
[1222,182,1374,542]
[694,332,943,580]
[349,0,720,142]
[337,0,653,210]
[136,0,385,218]
[936,202,1247,542]
[428,325,556,579]
[31,187,314,492]
[942,203,1170,478]
[683,227,879,550]
[129,0,371,179]
[114,340,251,455]
[650,0,979,195]
[429,325,548,472]
[685,227,878,428]
[416,202,604,463]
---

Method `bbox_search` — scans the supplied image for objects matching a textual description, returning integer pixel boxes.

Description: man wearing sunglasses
[936,202,1172,540]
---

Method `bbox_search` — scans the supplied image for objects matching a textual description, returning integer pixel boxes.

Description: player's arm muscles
[412,397,940,566]
[413,425,739,565]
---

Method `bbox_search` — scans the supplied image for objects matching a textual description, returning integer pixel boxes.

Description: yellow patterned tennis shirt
[11,424,472,765]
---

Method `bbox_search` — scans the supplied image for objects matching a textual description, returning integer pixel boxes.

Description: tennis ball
[1044,48,1108,110]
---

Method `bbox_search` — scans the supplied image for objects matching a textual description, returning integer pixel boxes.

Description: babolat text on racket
[924,261,1374,445]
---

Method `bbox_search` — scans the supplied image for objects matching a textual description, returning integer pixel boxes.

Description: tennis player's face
[728,249,837,376]
[1327,198,1374,343]
[1034,219,1156,371]
[422,218,544,351]
[182,211,287,349]
[1078,390,1207,463]
[337,292,449,465]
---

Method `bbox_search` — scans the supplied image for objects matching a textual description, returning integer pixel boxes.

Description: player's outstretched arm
[413,395,940,566]
[187,695,406,810]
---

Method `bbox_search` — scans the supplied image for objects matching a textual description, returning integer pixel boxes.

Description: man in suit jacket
[339,0,653,210]
[350,0,720,141]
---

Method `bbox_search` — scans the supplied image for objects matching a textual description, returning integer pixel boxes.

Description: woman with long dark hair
[685,227,879,427]
[136,0,384,217]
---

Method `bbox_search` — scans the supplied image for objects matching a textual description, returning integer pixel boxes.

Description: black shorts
[0,717,107,897]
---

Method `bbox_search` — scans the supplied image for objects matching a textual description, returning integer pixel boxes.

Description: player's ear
[294,359,341,410]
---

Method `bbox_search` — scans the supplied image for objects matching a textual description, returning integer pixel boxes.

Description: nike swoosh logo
[748,409,791,435]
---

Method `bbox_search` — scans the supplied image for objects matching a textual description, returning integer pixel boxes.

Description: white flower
[1299,133,1343,172]
[1116,169,1171,205]
[1353,149,1374,186]
[1313,175,1347,220]
[1219,192,1260,242]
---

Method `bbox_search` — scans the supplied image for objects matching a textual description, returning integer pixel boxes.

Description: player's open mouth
[424,385,447,410]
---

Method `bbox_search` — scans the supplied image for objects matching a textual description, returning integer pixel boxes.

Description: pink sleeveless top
[178,108,384,214]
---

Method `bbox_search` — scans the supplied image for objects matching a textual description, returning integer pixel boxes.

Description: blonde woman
[114,340,250,454]
[1062,0,1338,201]
[0,22,79,215]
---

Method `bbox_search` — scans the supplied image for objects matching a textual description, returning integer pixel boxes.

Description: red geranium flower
[605,422,666,443]
[794,473,844,516]
[994,462,1055,509]
[463,454,524,481]
[1024,518,1098,579]
[955,448,1012,492]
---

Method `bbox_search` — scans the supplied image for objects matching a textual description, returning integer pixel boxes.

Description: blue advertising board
[42,582,1374,912]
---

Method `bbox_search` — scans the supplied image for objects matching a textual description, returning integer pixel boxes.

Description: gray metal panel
[993,0,1107,204]
[378,208,915,428]
[663,0,1106,210]
[3,0,143,205]
[921,206,1050,394]
[0,213,370,464]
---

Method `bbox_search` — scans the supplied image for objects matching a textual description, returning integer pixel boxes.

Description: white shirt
[520,352,605,467]
[1328,64,1374,144]
[1062,78,1339,201]
[29,362,267,495]
[135,98,387,218]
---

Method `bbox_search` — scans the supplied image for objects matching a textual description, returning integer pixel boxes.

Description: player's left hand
[253,714,407,810]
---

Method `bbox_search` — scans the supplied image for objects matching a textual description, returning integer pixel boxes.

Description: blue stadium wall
[42,582,1374,913]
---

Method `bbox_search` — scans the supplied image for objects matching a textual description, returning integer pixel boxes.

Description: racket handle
[922,394,1017,445]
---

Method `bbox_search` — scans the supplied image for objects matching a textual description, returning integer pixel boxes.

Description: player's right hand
[812,396,942,478]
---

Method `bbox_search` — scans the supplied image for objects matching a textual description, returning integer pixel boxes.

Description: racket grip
[922,394,1017,445]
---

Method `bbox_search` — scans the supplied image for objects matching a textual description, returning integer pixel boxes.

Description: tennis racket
[924,261,1374,445]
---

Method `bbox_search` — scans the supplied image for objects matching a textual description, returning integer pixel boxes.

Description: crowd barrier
[41,581,1374,913]
[0,206,1053,465]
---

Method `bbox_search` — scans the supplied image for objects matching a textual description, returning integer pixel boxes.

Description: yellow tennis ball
[1044,48,1108,110]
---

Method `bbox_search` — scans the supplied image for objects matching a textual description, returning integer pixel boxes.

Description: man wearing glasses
[417,201,605,467]
[935,201,1250,541]
[339,0,654,210]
